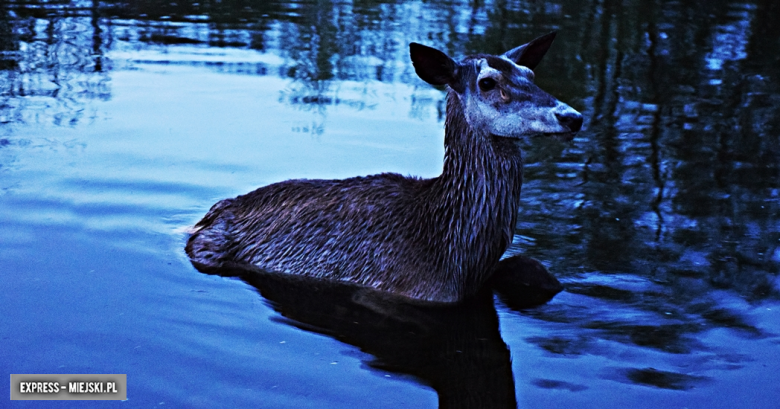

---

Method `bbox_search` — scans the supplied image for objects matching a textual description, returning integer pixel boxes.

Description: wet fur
[187,96,522,302]
[187,33,580,303]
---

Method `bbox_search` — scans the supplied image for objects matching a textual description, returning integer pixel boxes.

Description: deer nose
[555,112,583,133]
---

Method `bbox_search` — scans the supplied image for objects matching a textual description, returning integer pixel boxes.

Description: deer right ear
[409,43,459,87]
[503,32,557,70]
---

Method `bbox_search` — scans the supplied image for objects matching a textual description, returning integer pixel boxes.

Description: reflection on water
[0,1,109,127]
[240,270,517,409]
[2,0,779,407]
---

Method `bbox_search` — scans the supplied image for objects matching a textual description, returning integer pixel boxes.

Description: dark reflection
[251,277,516,409]
[509,0,779,381]
[531,378,588,392]
[203,256,562,409]
[615,367,711,391]
[1,0,110,127]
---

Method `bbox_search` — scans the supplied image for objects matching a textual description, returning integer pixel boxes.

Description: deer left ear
[409,43,459,87]
[503,32,557,70]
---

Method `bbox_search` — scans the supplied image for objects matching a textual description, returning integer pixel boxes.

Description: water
[1,0,779,407]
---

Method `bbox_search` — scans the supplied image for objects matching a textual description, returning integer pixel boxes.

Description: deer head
[410,32,582,141]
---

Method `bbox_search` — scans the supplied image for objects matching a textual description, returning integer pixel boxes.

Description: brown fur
[187,95,522,302]
[186,34,580,303]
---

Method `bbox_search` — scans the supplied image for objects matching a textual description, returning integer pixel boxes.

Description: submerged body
[187,99,522,302]
[186,33,582,303]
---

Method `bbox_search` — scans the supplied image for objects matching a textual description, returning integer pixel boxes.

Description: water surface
[1,0,779,407]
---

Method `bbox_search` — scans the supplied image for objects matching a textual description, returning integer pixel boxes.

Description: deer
[186,32,582,304]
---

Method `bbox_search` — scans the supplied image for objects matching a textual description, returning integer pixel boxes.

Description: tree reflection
[2,0,779,395]
[1,0,110,127]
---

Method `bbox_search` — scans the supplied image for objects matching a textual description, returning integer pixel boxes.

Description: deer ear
[503,32,557,70]
[409,43,459,87]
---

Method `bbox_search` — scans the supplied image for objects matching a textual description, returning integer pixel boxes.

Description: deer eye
[478,78,497,92]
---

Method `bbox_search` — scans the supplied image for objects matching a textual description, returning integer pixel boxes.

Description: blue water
[2,1,779,407]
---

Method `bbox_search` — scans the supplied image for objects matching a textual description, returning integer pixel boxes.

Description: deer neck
[424,91,525,294]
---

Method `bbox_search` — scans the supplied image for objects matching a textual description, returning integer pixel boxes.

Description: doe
[186,32,582,303]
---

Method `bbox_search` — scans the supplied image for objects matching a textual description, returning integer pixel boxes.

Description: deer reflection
[201,254,562,409]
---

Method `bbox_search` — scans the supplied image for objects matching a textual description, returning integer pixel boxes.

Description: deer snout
[555,111,583,133]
